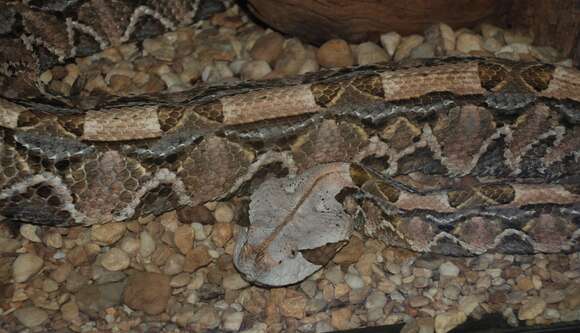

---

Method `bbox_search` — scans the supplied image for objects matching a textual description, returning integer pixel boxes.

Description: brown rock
[394,35,424,61]
[67,245,89,266]
[250,32,285,64]
[333,236,364,264]
[177,205,215,225]
[91,222,126,245]
[123,272,171,315]
[516,276,535,292]
[108,74,133,92]
[518,297,546,320]
[76,282,125,316]
[275,38,307,76]
[356,41,389,65]
[408,295,430,308]
[317,39,354,68]
[191,304,220,331]
[435,311,467,333]
[212,222,233,248]
[241,288,267,315]
[174,224,194,255]
[50,262,72,283]
[183,245,213,272]
[279,290,307,319]
[141,74,166,93]
[331,307,353,330]
[61,301,80,323]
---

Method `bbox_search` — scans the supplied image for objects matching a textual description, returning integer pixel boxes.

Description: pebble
[91,222,127,245]
[333,236,364,264]
[394,35,424,61]
[380,32,401,57]
[212,222,234,247]
[541,289,566,304]
[170,272,191,288]
[202,61,234,82]
[0,237,21,253]
[163,253,185,275]
[459,295,481,316]
[435,311,467,333]
[275,38,307,75]
[241,60,272,80]
[456,32,483,53]
[317,39,354,68]
[174,224,194,255]
[345,270,365,289]
[409,295,430,308]
[20,224,41,242]
[120,236,140,255]
[76,282,125,316]
[44,231,63,248]
[483,37,504,53]
[223,311,245,331]
[101,248,130,271]
[13,306,48,328]
[223,271,250,290]
[439,261,460,277]
[143,38,175,61]
[192,305,220,331]
[424,23,456,54]
[356,42,389,65]
[365,291,387,310]
[250,32,285,64]
[516,276,535,291]
[443,284,461,300]
[42,278,59,292]
[123,272,171,315]
[298,58,319,74]
[184,245,213,272]
[331,307,352,330]
[279,290,307,319]
[355,252,376,277]
[139,230,156,258]
[301,280,317,298]
[518,297,547,320]
[544,308,560,320]
[13,253,43,283]
[61,301,80,323]
[325,265,345,285]
[410,43,435,59]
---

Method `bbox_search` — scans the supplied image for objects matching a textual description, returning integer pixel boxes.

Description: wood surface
[245,0,505,45]
[246,0,580,63]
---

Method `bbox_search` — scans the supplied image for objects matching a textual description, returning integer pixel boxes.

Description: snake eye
[520,64,555,92]
[478,62,509,91]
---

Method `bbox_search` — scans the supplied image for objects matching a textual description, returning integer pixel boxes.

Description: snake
[1,0,580,285]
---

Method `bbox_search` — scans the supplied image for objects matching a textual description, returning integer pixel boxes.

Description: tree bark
[246,0,504,45]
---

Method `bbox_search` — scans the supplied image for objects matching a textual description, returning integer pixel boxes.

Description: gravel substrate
[1,3,578,333]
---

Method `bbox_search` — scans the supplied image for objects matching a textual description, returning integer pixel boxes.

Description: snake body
[1,1,580,258]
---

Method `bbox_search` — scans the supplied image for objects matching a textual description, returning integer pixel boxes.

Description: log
[246,0,580,62]
[507,0,580,63]
[246,0,505,45]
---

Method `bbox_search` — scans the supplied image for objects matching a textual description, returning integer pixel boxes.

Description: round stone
[101,248,130,271]
[13,253,44,283]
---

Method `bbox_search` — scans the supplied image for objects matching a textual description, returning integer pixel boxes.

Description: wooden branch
[246,0,503,45]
